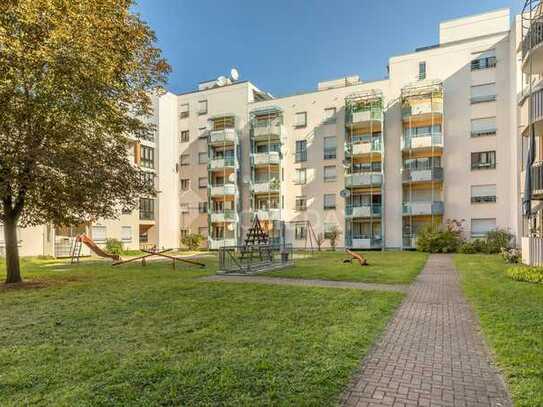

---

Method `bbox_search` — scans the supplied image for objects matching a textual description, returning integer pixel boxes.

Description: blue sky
[134,0,520,97]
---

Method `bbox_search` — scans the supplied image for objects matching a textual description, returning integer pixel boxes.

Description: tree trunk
[4,217,22,284]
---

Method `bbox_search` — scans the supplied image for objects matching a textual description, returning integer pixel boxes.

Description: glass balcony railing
[402,167,444,183]
[401,100,443,118]
[346,108,383,125]
[208,128,237,145]
[345,172,383,188]
[209,183,237,197]
[345,205,382,218]
[531,160,543,195]
[252,151,281,165]
[401,133,443,150]
[251,179,280,194]
[210,210,237,223]
[402,201,444,216]
[345,236,383,249]
[252,123,283,140]
[349,140,382,155]
[208,156,236,170]
[255,208,281,221]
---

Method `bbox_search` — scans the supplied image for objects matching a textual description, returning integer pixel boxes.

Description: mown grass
[0,255,403,406]
[455,254,543,407]
[263,250,428,284]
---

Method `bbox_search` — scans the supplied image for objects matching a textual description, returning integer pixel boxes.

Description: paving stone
[341,254,511,407]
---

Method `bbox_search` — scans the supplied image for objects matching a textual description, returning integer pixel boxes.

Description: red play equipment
[344,249,369,266]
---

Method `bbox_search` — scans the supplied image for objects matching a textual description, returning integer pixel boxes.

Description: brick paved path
[201,275,408,293]
[342,254,511,407]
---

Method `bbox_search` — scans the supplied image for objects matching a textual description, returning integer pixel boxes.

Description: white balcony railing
[345,173,383,188]
[210,210,238,223]
[209,157,236,170]
[209,184,237,197]
[401,133,443,150]
[252,152,281,165]
[255,209,281,221]
[208,128,236,145]
[209,238,237,250]
[251,181,280,194]
[402,201,444,216]
[252,124,283,140]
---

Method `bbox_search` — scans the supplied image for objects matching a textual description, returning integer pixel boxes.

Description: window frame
[294,112,307,128]
[323,193,336,210]
[323,165,337,182]
[471,151,496,170]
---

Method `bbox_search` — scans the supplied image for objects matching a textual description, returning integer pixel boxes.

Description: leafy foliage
[326,225,342,251]
[316,233,325,251]
[501,247,521,264]
[484,229,514,254]
[0,0,169,282]
[416,224,462,253]
[105,238,123,256]
[506,266,543,284]
[181,234,204,251]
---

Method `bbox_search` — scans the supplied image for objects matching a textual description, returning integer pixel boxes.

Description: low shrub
[485,228,514,254]
[458,240,480,254]
[416,224,462,253]
[105,238,123,255]
[501,247,521,264]
[181,233,204,251]
[506,265,543,284]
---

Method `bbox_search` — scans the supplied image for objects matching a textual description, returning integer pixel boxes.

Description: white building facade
[3,7,538,255]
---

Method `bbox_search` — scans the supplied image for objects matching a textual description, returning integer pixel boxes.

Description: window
[295,112,307,128]
[198,177,208,189]
[139,198,154,220]
[324,107,336,123]
[324,165,337,182]
[143,172,155,189]
[140,146,154,169]
[295,223,307,240]
[198,152,208,164]
[324,223,337,239]
[471,185,497,203]
[324,194,336,210]
[295,196,307,211]
[471,218,496,238]
[471,151,496,170]
[418,61,426,80]
[295,140,307,162]
[180,203,189,213]
[121,226,132,242]
[199,201,208,213]
[91,225,107,242]
[180,130,189,142]
[294,168,307,185]
[179,154,190,166]
[470,83,496,104]
[199,227,208,237]
[471,50,496,71]
[198,100,208,115]
[199,127,208,139]
[180,229,189,239]
[179,103,189,119]
[324,137,337,159]
[471,117,496,137]
[181,179,190,190]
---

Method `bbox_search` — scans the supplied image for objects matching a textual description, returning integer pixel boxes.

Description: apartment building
[3,7,535,256]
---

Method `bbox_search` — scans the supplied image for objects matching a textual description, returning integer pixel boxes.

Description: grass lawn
[455,254,543,407]
[0,256,403,406]
[262,250,428,284]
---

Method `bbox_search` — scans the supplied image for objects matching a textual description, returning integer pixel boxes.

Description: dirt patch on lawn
[0,276,81,292]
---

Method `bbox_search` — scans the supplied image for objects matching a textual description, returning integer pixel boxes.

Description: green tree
[0,0,170,283]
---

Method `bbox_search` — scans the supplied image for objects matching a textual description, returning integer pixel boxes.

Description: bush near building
[506,266,543,284]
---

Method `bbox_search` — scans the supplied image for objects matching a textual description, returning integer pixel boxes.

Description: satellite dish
[228,173,236,183]
[340,189,351,199]
[242,175,251,184]
[230,68,239,81]
[227,223,234,231]
[216,76,227,86]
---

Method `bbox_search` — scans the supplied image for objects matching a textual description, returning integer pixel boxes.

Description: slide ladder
[71,234,121,263]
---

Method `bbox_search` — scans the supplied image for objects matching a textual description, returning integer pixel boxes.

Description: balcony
[252,151,281,166]
[139,210,154,221]
[522,17,543,74]
[252,123,283,141]
[345,173,383,188]
[208,157,236,170]
[402,167,444,183]
[345,205,381,218]
[251,180,280,194]
[255,209,281,221]
[531,160,543,198]
[346,109,383,127]
[346,236,382,249]
[401,100,443,118]
[209,183,237,197]
[401,133,443,151]
[210,210,238,223]
[209,238,237,250]
[350,140,382,156]
[208,128,237,146]
[402,201,444,216]
[403,235,417,249]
